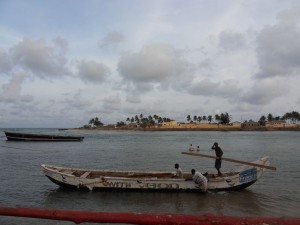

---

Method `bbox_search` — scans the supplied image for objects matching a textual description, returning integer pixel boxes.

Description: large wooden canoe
[4,131,84,141]
[42,157,270,192]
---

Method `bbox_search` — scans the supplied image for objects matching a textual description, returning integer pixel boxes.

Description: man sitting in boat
[173,163,183,178]
[175,163,184,178]
[191,169,208,192]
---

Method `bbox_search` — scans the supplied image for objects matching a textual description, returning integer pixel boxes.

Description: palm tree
[258,115,266,126]
[267,113,273,122]
[153,114,159,123]
[197,116,202,124]
[89,117,103,126]
[282,111,300,124]
[215,114,220,123]
[187,115,191,123]
[220,112,231,124]
[158,117,163,124]
[208,115,212,123]
[135,115,140,124]
[193,115,197,122]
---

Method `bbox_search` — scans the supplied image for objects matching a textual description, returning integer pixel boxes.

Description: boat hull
[42,157,269,192]
[4,131,84,141]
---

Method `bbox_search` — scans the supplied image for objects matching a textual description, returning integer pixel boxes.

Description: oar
[181,152,277,171]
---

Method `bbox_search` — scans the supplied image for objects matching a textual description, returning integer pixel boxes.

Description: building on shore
[134,120,298,130]
[161,120,242,129]
[241,121,260,128]
[265,120,297,128]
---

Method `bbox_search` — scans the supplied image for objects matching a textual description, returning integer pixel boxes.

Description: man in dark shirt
[211,142,223,176]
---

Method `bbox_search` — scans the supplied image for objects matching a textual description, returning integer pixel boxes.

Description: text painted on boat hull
[105,181,180,189]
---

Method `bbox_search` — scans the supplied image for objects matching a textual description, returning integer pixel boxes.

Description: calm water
[0,129,299,224]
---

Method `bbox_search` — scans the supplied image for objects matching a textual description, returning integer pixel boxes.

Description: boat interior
[44,165,239,180]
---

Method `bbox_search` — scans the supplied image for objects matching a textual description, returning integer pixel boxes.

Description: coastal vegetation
[81,117,103,128]
[258,111,300,126]
[123,114,172,128]
[82,111,300,129]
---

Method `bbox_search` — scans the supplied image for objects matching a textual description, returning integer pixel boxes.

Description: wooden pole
[181,152,277,171]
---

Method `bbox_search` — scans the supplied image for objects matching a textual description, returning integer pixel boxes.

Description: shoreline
[70,126,300,132]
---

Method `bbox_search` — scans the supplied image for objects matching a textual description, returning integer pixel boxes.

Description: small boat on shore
[4,131,84,141]
[41,156,270,192]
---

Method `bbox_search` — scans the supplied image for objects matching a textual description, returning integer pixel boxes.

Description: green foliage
[88,117,103,127]
[119,114,172,128]
[281,111,300,124]
[116,121,126,127]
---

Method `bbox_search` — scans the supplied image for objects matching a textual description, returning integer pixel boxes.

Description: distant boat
[41,157,270,192]
[4,131,84,141]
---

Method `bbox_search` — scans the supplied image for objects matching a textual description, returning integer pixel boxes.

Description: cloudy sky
[1,0,300,128]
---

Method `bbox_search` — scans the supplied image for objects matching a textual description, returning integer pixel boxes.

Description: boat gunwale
[42,164,245,182]
[4,131,84,141]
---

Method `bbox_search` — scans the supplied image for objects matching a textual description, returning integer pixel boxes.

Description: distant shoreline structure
[71,126,300,131]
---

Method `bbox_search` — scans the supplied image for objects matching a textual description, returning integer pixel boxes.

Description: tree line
[83,111,300,128]
[186,113,231,125]
[123,114,172,128]
[258,111,300,125]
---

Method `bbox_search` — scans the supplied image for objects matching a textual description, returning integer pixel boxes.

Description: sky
[1,0,300,128]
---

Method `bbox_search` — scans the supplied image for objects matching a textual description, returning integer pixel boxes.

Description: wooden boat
[4,131,84,141]
[41,156,270,192]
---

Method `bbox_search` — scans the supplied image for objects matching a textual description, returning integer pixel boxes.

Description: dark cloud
[10,37,71,78]
[218,30,246,52]
[240,79,289,105]
[118,44,186,91]
[255,6,300,78]
[77,60,110,83]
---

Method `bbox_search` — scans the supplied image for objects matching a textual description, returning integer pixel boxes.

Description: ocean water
[0,129,299,224]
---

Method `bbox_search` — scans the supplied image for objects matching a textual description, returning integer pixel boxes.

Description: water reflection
[44,188,268,216]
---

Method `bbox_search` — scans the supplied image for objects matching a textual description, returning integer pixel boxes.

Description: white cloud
[77,60,110,83]
[102,95,122,113]
[1,1,300,127]
[0,48,11,74]
[240,78,289,105]
[118,44,187,91]
[188,79,241,99]
[10,37,71,78]
[99,31,125,49]
[126,95,141,104]
[0,72,33,103]
[218,30,246,52]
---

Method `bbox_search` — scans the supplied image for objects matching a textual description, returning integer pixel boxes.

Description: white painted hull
[42,157,269,192]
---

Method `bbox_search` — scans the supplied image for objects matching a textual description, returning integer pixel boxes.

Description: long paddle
[181,152,277,171]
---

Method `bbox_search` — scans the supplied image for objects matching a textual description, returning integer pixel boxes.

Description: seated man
[173,163,183,178]
[191,169,208,192]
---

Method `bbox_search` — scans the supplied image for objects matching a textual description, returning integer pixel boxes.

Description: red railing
[1,206,299,225]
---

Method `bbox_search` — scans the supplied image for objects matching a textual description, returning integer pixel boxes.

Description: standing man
[191,169,208,192]
[211,142,223,176]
